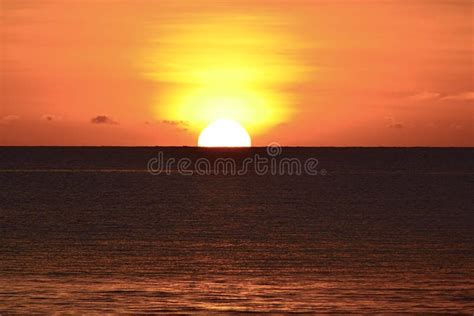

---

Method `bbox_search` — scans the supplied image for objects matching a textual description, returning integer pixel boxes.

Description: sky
[1,0,473,146]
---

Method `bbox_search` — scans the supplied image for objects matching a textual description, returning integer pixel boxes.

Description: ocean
[0,147,473,313]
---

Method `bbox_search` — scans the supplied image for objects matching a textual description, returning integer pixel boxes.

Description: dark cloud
[386,116,403,129]
[388,123,403,129]
[161,120,189,126]
[158,120,189,132]
[91,115,118,125]
[41,114,58,121]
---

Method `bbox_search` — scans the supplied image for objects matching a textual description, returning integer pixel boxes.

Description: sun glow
[146,15,303,138]
[171,86,281,133]
[198,119,251,147]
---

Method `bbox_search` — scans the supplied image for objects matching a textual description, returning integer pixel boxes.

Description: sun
[198,119,251,147]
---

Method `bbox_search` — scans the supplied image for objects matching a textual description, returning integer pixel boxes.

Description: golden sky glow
[145,14,307,135]
[1,0,472,146]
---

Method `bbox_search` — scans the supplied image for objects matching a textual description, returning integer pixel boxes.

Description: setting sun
[198,119,251,147]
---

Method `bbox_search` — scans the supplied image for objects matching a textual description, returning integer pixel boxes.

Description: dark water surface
[0,147,473,313]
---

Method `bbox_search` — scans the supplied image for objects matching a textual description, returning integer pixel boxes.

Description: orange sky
[1,0,473,146]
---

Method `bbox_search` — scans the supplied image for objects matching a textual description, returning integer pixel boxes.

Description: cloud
[407,92,441,101]
[389,122,403,129]
[407,91,474,102]
[41,114,60,121]
[449,123,464,130]
[158,120,189,132]
[0,115,20,124]
[91,115,118,125]
[161,120,189,126]
[441,92,474,101]
[386,116,403,129]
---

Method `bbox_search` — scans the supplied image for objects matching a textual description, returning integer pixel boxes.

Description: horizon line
[0,146,473,149]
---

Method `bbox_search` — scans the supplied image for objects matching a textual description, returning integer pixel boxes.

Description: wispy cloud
[407,91,474,102]
[408,92,441,101]
[441,92,474,101]
[0,115,20,124]
[449,123,464,130]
